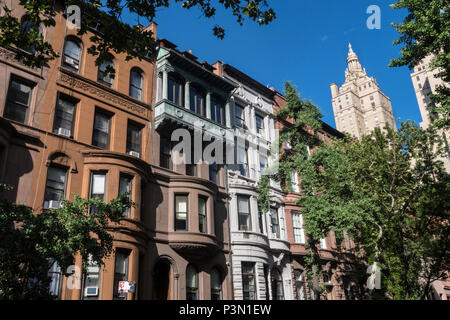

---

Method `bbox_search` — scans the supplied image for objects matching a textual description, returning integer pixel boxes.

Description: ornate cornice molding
[58,70,149,116]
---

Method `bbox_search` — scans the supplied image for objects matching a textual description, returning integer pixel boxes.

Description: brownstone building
[0,1,156,300]
[273,91,363,300]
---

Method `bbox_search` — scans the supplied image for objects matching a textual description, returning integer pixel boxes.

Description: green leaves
[0,189,132,299]
[390,0,450,129]
[0,0,277,72]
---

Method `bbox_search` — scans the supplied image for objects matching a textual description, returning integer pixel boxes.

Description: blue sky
[130,0,422,129]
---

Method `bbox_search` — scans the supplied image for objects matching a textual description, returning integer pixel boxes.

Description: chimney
[212,61,224,77]
[144,22,158,40]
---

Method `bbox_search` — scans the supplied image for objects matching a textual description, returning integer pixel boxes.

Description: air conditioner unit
[64,56,78,69]
[56,127,71,137]
[128,151,140,158]
[45,200,61,209]
[84,286,99,297]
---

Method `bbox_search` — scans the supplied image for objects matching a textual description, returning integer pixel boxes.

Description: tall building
[330,44,396,139]
[213,62,293,300]
[410,54,450,173]
[410,55,450,299]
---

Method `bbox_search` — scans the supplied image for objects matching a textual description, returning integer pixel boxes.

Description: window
[210,96,224,125]
[119,174,132,218]
[43,166,67,209]
[126,121,142,158]
[209,162,220,184]
[160,137,172,170]
[259,154,267,178]
[92,110,111,149]
[186,265,198,300]
[48,260,62,299]
[168,74,184,106]
[335,231,346,252]
[4,77,33,124]
[198,197,207,233]
[235,104,245,128]
[21,18,40,53]
[130,68,143,100]
[238,195,251,231]
[320,238,327,249]
[175,195,188,231]
[190,85,205,116]
[242,262,256,300]
[271,269,284,300]
[294,270,306,300]
[113,250,130,300]
[62,38,81,72]
[370,96,374,101]
[256,114,264,135]
[82,255,101,300]
[98,60,114,87]
[53,95,76,137]
[211,268,222,300]
[236,144,248,176]
[270,208,280,238]
[258,205,265,234]
[89,171,106,214]
[292,211,305,243]
[290,170,299,193]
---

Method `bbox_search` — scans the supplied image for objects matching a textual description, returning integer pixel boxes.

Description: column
[206,91,211,119]
[225,101,231,128]
[264,115,270,140]
[250,106,256,133]
[185,81,191,109]
[162,68,169,100]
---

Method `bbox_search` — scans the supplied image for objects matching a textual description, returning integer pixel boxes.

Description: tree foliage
[300,123,450,299]
[390,0,450,128]
[0,187,132,300]
[0,0,276,73]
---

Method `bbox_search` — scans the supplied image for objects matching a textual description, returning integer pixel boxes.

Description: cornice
[57,68,151,117]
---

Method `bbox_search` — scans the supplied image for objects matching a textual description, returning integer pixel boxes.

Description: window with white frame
[270,207,280,238]
[113,250,130,300]
[82,254,101,300]
[119,174,132,218]
[320,238,327,249]
[292,211,305,243]
[175,194,188,231]
[62,38,81,72]
[198,196,207,233]
[89,171,106,214]
[235,104,245,128]
[255,114,264,136]
[238,195,251,231]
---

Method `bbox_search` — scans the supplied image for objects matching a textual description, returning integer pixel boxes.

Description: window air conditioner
[57,127,71,137]
[45,200,61,209]
[84,286,99,297]
[128,151,140,158]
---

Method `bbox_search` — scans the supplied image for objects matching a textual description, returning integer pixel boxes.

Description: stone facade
[213,62,293,300]
[331,44,396,139]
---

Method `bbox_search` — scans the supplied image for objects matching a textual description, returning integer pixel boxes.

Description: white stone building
[330,44,397,139]
[213,62,293,300]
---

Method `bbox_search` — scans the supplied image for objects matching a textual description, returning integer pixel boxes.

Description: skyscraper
[330,44,396,139]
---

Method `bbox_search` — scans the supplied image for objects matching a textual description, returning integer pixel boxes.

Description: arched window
[62,38,81,72]
[168,74,184,106]
[130,68,143,100]
[98,60,114,87]
[21,17,41,54]
[211,268,222,300]
[186,265,198,300]
[190,84,205,116]
[271,268,284,300]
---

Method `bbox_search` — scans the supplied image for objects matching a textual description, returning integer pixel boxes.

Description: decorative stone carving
[58,72,147,115]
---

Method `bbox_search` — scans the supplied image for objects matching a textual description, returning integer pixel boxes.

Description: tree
[390,0,450,128]
[257,81,328,300]
[0,184,132,299]
[0,0,276,75]
[298,123,450,299]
